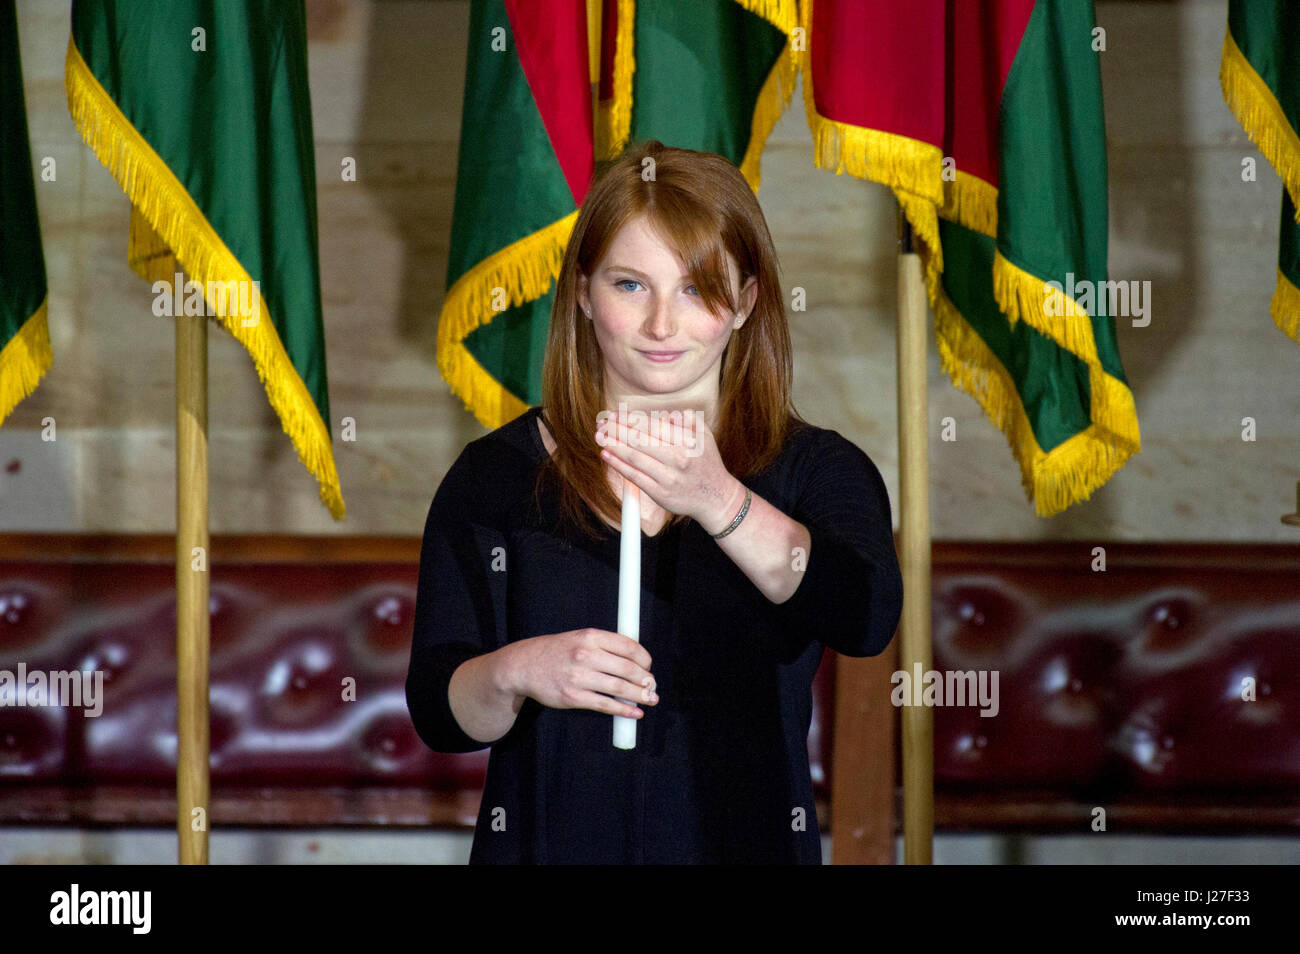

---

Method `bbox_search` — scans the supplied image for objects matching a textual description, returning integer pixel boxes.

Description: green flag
[66,0,344,518]
[0,0,50,427]
[1220,0,1300,344]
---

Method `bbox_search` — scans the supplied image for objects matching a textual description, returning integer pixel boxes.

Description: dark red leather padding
[2,538,1297,823]
[929,543,1300,792]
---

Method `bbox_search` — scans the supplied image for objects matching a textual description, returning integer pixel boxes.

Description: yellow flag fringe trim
[734,0,797,33]
[585,0,602,84]
[798,1,943,289]
[1272,267,1300,345]
[734,0,799,193]
[797,0,942,205]
[436,211,578,431]
[989,248,1141,478]
[128,206,179,285]
[595,0,635,161]
[0,298,52,429]
[910,183,1140,515]
[65,36,345,520]
[941,170,998,239]
[932,280,1140,517]
[804,113,945,214]
[799,0,944,292]
[1219,29,1300,219]
[992,248,1101,361]
[1220,27,1300,346]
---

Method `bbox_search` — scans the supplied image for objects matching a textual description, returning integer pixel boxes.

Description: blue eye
[613,279,700,295]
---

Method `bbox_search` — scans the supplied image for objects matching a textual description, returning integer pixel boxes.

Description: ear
[577,272,591,317]
[738,275,758,320]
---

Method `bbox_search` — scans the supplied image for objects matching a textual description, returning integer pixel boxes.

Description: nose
[642,296,676,340]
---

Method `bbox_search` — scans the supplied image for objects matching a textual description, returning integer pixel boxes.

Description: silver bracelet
[710,486,752,539]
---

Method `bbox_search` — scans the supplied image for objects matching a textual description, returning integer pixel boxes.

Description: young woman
[406,139,903,864]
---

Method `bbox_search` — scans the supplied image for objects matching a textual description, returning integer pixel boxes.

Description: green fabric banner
[67,0,343,518]
[0,0,51,428]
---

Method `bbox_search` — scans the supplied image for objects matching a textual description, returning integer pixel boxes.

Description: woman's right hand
[502,628,657,718]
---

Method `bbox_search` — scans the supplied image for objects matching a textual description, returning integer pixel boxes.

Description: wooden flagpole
[175,291,210,864]
[897,209,934,863]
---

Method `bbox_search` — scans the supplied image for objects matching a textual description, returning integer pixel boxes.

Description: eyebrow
[602,264,691,280]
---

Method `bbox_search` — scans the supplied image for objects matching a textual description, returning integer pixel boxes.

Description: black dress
[405,406,903,863]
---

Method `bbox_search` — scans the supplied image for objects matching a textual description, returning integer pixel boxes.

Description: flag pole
[175,288,210,864]
[896,207,934,863]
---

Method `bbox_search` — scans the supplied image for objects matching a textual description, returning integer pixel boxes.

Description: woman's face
[577,213,757,410]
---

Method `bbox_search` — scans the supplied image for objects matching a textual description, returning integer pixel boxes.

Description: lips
[639,350,684,362]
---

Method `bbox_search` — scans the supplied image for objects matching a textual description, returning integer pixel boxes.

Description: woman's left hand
[596,409,743,534]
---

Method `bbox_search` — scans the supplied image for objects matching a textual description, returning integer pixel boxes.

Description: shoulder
[776,418,884,478]
[768,418,892,512]
[428,407,544,520]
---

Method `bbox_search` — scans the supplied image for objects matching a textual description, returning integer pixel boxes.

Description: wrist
[704,476,747,537]
[490,641,524,699]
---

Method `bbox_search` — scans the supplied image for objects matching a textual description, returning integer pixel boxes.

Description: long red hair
[538,138,805,538]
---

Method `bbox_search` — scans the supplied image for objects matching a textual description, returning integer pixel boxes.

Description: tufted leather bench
[2,535,1297,854]
[919,541,1300,834]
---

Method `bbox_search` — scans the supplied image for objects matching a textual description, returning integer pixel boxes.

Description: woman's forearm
[446,643,526,744]
[703,476,812,604]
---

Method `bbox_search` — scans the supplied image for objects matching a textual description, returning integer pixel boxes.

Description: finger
[600,442,668,492]
[631,414,694,450]
[620,418,674,453]
[568,688,644,718]
[583,671,659,705]
[591,649,655,691]
[621,425,686,473]
[598,630,653,671]
[647,415,681,446]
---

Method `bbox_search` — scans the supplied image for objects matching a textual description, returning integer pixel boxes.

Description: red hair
[538,139,805,538]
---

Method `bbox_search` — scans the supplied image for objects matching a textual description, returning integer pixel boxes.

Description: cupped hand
[506,627,657,718]
[596,408,741,533]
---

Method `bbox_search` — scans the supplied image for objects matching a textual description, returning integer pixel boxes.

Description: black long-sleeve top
[405,406,903,863]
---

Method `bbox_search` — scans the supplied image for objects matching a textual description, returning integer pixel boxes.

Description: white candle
[613,481,641,749]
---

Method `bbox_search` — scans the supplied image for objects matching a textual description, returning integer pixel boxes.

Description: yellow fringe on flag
[992,249,1100,361]
[735,0,797,33]
[437,212,579,431]
[586,0,602,85]
[1272,267,1300,345]
[1219,28,1300,218]
[1220,27,1300,344]
[65,36,345,521]
[798,0,944,292]
[941,170,998,239]
[0,297,52,429]
[932,277,1140,517]
[988,249,1142,486]
[734,0,799,193]
[797,0,943,202]
[595,0,635,161]
[128,206,179,285]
